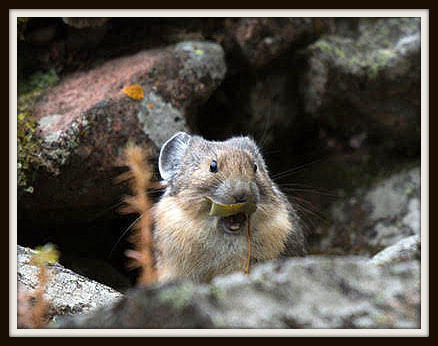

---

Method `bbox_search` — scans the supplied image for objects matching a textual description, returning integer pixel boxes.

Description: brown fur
[154,133,305,282]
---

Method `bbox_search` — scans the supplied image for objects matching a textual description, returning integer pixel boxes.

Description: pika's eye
[210,160,218,173]
[254,162,258,172]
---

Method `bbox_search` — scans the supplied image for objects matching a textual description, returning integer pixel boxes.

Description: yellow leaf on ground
[30,243,59,266]
[122,84,144,101]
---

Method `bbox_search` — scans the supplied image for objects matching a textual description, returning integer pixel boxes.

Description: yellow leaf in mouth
[205,197,257,217]
[122,84,144,101]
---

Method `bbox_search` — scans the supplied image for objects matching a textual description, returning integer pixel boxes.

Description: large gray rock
[17,245,122,324]
[315,167,420,256]
[301,18,420,155]
[55,256,420,329]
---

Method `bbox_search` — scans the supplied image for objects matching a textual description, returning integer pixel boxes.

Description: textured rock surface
[225,18,332,68]
[19,41,226,222]
[53,281,215,329]
[17,245,122,323]
[302,18,420,155]
[55,256,420,329]
[370,235,421,267]
[314,167,420,256]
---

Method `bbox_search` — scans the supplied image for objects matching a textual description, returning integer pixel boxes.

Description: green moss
[209,285,226,301]
[18,68,59,95]
[314,37,365,75]
[314,39,348,61]
[313,18,418,81]
[367,49,394,80]
[314,40,332,54]
[374,313,390,326]
[17,107,42,191]
[17,69,60,192]
[158,283,195,310]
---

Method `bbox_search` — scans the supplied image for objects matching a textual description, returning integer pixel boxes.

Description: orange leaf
[122,84,144,101]
[147,103,153,109]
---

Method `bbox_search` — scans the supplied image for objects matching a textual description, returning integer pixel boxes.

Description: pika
[153,132,305,282]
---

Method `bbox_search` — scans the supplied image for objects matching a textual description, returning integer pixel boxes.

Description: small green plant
[18,69,59,95]
[30,243,60,266]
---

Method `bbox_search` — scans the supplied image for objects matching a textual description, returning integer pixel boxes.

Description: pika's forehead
[197,136,257,153]
[200,141,255,161]
[216,148,253,162]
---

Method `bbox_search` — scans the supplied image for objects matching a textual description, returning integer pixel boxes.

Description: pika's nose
[215,178,258,208]
[231,182,253,204]
[234,191,247,203]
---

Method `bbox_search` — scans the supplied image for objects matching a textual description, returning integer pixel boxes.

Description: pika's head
[158,132,284,236]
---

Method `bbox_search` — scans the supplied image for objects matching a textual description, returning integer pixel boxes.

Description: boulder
[314,167,420,256]
[19,41,226,224]
[54,256,420,329]
[17,245,122,325]
[369,235,421,267]
[301,18,420,156]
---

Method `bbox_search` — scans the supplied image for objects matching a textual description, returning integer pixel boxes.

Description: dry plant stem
[32,266,49,328]
[244,213,251,274]
[17,275,49,329]
[17,285,33,328]
[121,146,157,285]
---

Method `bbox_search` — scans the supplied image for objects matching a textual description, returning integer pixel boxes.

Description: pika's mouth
[205,197,257,217]
[205,197,256,235]
[221,213,246,235]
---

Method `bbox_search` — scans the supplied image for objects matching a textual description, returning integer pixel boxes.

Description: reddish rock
[33,49,160,140]
[20,41,226,223]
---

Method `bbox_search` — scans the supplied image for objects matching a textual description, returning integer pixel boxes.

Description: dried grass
[117,144,158,285]
[17,246,56,328]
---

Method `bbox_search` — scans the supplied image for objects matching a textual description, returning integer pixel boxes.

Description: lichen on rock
[17,68,61,193]
[302,18,420,156]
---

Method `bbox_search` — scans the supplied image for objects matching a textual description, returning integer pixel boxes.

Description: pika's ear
[158,132,191,181]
